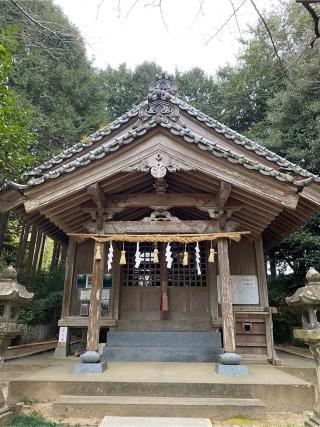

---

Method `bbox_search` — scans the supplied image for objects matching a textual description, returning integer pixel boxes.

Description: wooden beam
[80,193,218,211]
[86,219,240,234]
[87,182,107,209]
[217,238,236,353]
[86,241,105,352]
[217,181,231,207]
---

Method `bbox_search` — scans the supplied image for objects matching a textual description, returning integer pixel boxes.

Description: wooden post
[61,238,77,319]
[86,241,105,352]
[217,238,236,353]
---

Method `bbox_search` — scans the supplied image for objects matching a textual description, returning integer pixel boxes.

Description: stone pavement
[99,416,212,427]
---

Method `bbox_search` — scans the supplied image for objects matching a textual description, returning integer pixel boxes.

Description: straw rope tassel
[119,242,126,265]
[182,243,189,266]
[153,245,159,263]
[208,241,217,263]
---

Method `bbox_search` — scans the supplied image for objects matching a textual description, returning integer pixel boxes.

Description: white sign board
[217,275,259,305]
[102,289,110,300]
[80,289,111,301]
[80,289,91,301]
[58,326,68,343]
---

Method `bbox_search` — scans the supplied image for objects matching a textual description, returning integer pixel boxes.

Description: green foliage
[10,411,63,427]
[0,0,106,164]
[18,267,65,325]
[268,276,301,344]
[101,62,162,121]
[0,26,33,182]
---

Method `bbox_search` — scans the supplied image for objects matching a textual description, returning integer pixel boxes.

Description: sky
[54,0,280,75]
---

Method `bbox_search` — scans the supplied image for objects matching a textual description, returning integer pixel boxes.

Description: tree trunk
[26,227,37,276]
[270,257,277,279]
[17,224,30,271]
[30,231,42,282]
[0,212,8,257]
[37,234,46,273]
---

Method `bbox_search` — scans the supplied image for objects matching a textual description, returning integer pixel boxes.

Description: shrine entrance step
[105,331,223,362]
[52,395,266,419]
[116,320,212,331]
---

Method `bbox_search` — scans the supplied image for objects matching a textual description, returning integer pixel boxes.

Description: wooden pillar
[86,241,105,352]
[61,238,77,319]
[217,238,236,353]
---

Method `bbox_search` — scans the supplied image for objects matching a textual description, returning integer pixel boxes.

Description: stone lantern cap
[286,267,320,309]
[0,266,33,303]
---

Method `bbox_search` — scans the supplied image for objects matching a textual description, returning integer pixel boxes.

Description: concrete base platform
[74,360,107,373]
[52,395,265,419]
[99,417,212,427]
[215,363,249,376]
[5,357,316,415]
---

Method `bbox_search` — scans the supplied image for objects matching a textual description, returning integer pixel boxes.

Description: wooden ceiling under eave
[262,196,319,250]
[14,205,68,245]
[28,169,297,243]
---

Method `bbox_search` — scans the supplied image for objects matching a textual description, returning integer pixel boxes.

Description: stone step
[107,331,222,347]
[52,395,266,419]
[105,331,223,362]
[105,346,222,362]
[116,320,212,331]
[99,417,212,427]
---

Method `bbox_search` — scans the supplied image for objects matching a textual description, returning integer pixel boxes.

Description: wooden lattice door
[119,242,210,321]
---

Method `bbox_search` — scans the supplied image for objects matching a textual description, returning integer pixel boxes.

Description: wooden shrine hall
[1,73,320,367]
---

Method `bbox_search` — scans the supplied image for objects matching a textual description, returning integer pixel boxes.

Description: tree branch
[297,0,320,47]
[205,0,247,46]
[249,0,291,82]
[229,0,244,43]
[10,0,65,44]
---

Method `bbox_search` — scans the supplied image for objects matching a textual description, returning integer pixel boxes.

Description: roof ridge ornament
[151,73,178,95]
[136,73,184,126]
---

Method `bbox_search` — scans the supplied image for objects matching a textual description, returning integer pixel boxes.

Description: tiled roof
[26,104,142,177]
[24,113,317,188]
[5,73,320,190]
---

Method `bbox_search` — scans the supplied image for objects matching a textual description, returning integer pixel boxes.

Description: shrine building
[1,74,320,367]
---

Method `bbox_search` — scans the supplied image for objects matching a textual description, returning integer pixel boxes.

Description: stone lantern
[286,267,320,427]
[0,266,33,407]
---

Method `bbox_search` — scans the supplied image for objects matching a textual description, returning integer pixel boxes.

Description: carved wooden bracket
[122,151,196,179]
